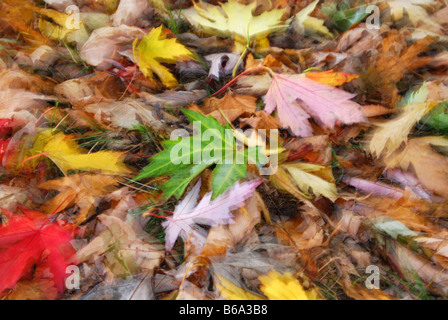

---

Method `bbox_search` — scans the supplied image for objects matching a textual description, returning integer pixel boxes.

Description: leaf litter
[0,0,448,301]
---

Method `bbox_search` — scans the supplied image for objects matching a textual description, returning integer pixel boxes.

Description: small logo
[365,265,380,290]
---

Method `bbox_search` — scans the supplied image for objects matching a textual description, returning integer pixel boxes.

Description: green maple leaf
[134,110,266,199]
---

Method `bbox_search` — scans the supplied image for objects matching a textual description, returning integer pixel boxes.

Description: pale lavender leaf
[162,179,262,252]
[265,78,313,137]
[343,176,404,199]
[264,73,367,137]
[384,169,434,200]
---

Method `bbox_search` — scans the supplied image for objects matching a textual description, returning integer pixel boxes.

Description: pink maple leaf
[265,74,367,137]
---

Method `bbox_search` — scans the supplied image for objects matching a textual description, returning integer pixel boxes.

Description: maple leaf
[183,0,287,52]
[258,270,320,300]
[134,110,266,199]
[29,130,132,176]
[162,178,262,252]
[264,73,366,137]
[199,92,258,126]
[0,0,44,46]
[362,33,432,105]
[271,163,338,201]
[39,173,120,225]
[133,26,194,88]
[0,207,77,293]
[0,119,12,137]
[216,270,320,300]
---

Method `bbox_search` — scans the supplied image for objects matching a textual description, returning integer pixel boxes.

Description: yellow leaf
[259,270,320,300]
[32,131,132,176]
[133,26,193,88]
[215,274,265,300]
[272,163,337,201]
[37,8,90,49]
[216,271,321,300]
[183,0,287,52]
[369,102,438,158]
[306,71,359,87]
[293,0,333,38]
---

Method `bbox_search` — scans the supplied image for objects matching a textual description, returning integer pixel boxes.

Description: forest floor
[0,0,448,300]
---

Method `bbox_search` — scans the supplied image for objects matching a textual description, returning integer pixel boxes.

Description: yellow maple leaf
[183,0,287,52]
[216,271,320,300]
[215,275,265,300]
[259,270,320,300]
[31,131,132,176]
[133,26,194,88]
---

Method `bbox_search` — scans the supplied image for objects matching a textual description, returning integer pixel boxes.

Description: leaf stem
[211,66,274,97]
[232,45,250,78]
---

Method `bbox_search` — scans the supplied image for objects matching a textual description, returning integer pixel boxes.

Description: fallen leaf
[84,98,169,133]
[385,136,448,198]
[31,131,132,176]
[293,0,333,38]
[112,0,151,27]
[77,214,164,278]
[258,270,320,300]
[39,173,120,225]
[183,0,287,52]
[162,178,262,252]
[305,70,359,87]
[81,26,146,70]
[265,73,366,137]
[0,207,78,293]
[201,92,258,125]
[133,26,194,88]
[37,8,90,49]
[368,84,438,158]
[271,163,338,201]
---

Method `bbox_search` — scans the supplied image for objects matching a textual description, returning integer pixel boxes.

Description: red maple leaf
[0,207,78,294]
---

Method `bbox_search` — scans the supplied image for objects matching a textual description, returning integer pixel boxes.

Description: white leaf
[80,26,146,70]
[162,179,262,251]
[205,53,240,80]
